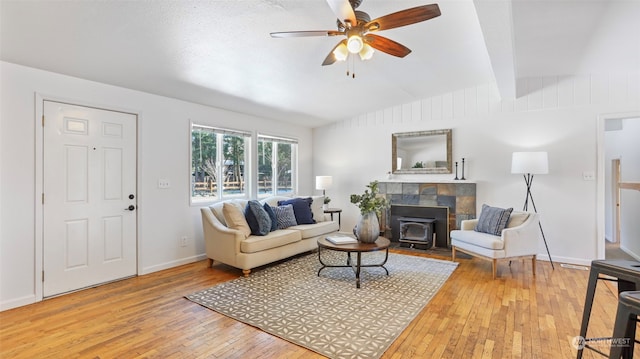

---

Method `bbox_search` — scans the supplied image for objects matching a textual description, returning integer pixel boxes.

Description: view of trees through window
[258,135,295,196]
[192,125,249,201]
[191,125,297,203]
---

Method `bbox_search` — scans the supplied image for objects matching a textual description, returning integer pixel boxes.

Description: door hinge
[42,271,45,282]
[42,193,45,204]
[42,115,45,127]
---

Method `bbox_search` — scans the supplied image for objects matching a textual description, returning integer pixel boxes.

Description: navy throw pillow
[263,203,278,232]
[278,197,315,224]
[245,200,272,236]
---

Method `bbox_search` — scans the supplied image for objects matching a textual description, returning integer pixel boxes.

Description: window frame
[257,134,298,198]
[190,122,251,205]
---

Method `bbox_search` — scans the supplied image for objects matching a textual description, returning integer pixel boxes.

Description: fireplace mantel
[378,181,476,247]
[380,178,476,184]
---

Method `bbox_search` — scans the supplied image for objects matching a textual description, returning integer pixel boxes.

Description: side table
[324,208,342,229]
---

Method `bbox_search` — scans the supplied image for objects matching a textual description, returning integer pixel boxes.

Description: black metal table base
[317,248,389,288]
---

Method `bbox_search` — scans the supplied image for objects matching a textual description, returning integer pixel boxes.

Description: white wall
[604,118,640,257]
[0,61,314,310]
[313,75,640,266]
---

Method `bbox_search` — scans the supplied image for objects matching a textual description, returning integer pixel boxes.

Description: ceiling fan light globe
[359,44,374,60]
[333,43,349,61]
[347,35,364,54]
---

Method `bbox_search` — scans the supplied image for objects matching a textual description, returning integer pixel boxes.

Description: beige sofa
[200,195,339,276]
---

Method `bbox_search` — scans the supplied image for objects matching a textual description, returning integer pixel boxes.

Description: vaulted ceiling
[1,0,638,127]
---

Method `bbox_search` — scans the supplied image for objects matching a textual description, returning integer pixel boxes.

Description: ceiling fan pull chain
[352,56,356,79]
[346,54,350,77]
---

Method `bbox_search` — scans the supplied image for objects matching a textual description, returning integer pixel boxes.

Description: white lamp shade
[315,176,333,190]
[511,152,549,174]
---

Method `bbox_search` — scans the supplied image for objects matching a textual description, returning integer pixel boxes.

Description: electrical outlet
[158,178,171,189]
[179,236,187,247]
[582,171,595,181]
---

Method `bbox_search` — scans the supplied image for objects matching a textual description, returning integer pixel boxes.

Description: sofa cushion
[245,200,272,236]
[506,212,529,228]
[240,230,301,253]
[289,221,340,239]
[451,230,505,250]
[274,204,298,229]
[263,203,278,232]
[260,196,291,207]
[209,202,227,226]
[223,202,251,238]
[474,204,513,235]
[278,197,315,224]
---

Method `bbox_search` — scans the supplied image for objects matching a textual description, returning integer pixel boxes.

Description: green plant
[350,181,389,215]
[324,196,331,204]
[412,161,424,168]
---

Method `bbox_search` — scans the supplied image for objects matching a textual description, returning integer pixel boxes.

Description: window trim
[190,122,251,205]
[257,133,298,198]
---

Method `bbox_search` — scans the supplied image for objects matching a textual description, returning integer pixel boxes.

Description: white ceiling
[1,0,638,128]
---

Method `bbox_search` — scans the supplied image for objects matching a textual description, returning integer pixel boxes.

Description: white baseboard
[140,253,207,275]
[0,294,37,312]
[536,253,593,267]
[619,245,640,261]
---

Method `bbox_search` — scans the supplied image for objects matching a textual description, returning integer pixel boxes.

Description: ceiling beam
[473,0,517,100]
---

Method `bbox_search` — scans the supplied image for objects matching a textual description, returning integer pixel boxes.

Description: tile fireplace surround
[378,181,476,247]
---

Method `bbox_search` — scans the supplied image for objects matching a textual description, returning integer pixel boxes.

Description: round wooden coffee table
[317,236,391,288]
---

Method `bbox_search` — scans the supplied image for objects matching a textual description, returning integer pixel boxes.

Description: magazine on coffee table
[325,235,358,245]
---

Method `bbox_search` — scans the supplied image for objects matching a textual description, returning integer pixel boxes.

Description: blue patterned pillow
[277,197,315,224]
[274,204,298,229]
[245,200,272,236]
[474,204,513,235]
[263,203,278,232]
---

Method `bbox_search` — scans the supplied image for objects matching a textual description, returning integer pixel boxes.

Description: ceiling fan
[270,0,441,66]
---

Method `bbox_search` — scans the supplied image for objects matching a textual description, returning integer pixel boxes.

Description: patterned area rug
[186,251,458,359]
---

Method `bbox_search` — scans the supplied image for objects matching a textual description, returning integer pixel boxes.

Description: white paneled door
[43,101,137,297]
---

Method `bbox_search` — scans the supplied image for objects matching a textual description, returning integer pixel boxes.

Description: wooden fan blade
[322,39,347,66]
[326,0,356,27]
[271,30,343,38]
[364,34,412,58]
[365,4,441,32]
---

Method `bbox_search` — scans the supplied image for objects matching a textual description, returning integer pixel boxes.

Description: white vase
[323,204,329,210]
[354,211,380,243]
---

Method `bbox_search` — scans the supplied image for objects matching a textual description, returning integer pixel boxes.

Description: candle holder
[454,162,459,180]
[461,158,466,180]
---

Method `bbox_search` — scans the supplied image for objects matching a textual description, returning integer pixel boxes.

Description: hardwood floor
[0,249,636,358]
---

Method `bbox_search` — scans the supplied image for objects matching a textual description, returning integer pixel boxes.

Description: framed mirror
[392,129,452,174]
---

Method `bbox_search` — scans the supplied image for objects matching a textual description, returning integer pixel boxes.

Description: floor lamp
[511,152,555,270]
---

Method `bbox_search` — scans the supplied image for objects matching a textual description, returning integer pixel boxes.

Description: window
[191,124,250,203]
[258,134,297,197]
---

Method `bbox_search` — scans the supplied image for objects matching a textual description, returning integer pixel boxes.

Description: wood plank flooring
[0,248,636,358]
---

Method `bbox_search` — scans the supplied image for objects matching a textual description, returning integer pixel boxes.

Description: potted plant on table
[350,181,389,243]
[323,196,331,210]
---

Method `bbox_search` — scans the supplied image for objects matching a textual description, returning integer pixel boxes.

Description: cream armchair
[451,211,540,279]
